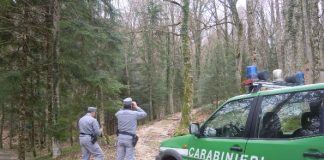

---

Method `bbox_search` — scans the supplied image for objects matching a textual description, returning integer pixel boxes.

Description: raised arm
[132,101,147,120]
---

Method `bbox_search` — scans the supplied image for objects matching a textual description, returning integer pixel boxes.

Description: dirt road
[60,108,211,159]
[135,113,181,160]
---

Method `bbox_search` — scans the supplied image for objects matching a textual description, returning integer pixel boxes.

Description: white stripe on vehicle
[160,147,188,156]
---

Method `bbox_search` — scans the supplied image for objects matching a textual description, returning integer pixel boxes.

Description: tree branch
[158,30,181,36]
[194,17,234,32]
[199,21,234,31]
[163,0,183,8]
[165,21,182,27]
[127,29,181,36]
[218,0,231,9]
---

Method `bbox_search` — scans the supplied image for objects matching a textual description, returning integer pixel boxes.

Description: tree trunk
[223,1,229,48]
[46,12,53,158]
[295,0,304,71]
[246,0,258,66]
[192,0,203,80]
[270,0,279,71]
[98,85,108,143]
[0,104,4,149]
[300,0,309,62]
[94,56,107,143]
[303,0,314,83]
[69,122,73,146]
[27,75,36,157]
[275,0,284,70]
[228,0,244,90]
[168,4,176,114]
[309,0,321,83]
[149,79,153,120]
[148,28,154,120]
[124,45,131,95]
[9,104,14,149]
[167,31,175,114]
[29,108,36,157]
[179,0,193,133]
[283,0,297,76]
[259,2,271,70]
[18,6,30,159]
[222,0,229,95]
[46,0,61,157]
[191,0,203,107]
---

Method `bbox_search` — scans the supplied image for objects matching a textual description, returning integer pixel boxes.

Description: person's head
[310,101,321,115]
[87,106,97,117]
[123,97,132,109]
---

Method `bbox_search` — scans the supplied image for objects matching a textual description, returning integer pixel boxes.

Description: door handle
[303,152,324,158]
[230,146,243,152]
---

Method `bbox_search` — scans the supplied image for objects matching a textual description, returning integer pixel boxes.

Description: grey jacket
[79,113,101,137]
[115,107,147,139]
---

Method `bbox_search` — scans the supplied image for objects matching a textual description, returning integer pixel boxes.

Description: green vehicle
[156,82,324,160]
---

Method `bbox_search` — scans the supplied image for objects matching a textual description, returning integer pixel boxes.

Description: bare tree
[191,0,204,80]
[17,5,31,159]
[179,0,193,132]
[0,105,4,149]
[283,0,297,75]
[295,0,304,71]
[167,3,177,114]
[246,0,258,66]
[309,0,321,83]
[227,0,244,90]
[275,0,284,70]
[46,0,61,157]
[164,0,193,133]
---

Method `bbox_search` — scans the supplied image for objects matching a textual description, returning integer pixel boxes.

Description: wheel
[162,156,177,160]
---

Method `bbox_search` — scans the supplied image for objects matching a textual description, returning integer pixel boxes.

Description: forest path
[102,111,183,160]
[59,107,211,159]
[0,149,18,160]
[133,107,211,159]
[134,112,182,160]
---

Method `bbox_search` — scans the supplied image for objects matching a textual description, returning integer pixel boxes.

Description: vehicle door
[186,97,257,160]
[245,89,324,160]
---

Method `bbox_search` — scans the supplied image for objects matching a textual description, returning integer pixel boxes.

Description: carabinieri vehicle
[156,67,324,160]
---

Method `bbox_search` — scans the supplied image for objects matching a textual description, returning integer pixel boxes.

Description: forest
[0,0,323,159]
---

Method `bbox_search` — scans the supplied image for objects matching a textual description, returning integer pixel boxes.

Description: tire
[162,156,177,160]
[160,149,182,160]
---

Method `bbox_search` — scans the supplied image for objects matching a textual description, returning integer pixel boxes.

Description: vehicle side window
[258,90,324,139]
[201,98,253,138]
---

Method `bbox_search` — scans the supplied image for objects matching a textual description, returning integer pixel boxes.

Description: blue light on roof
[246,65,258,80]
[295,71,304,84]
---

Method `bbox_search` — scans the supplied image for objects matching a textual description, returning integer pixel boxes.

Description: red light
[242,79,253,85]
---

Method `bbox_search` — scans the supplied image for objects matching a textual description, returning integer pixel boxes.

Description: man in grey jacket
[116,97,147,160]
[79,107,104,160]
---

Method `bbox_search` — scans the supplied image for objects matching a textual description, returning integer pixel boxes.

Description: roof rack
[243,66,305,93]
[253,81,302,92]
